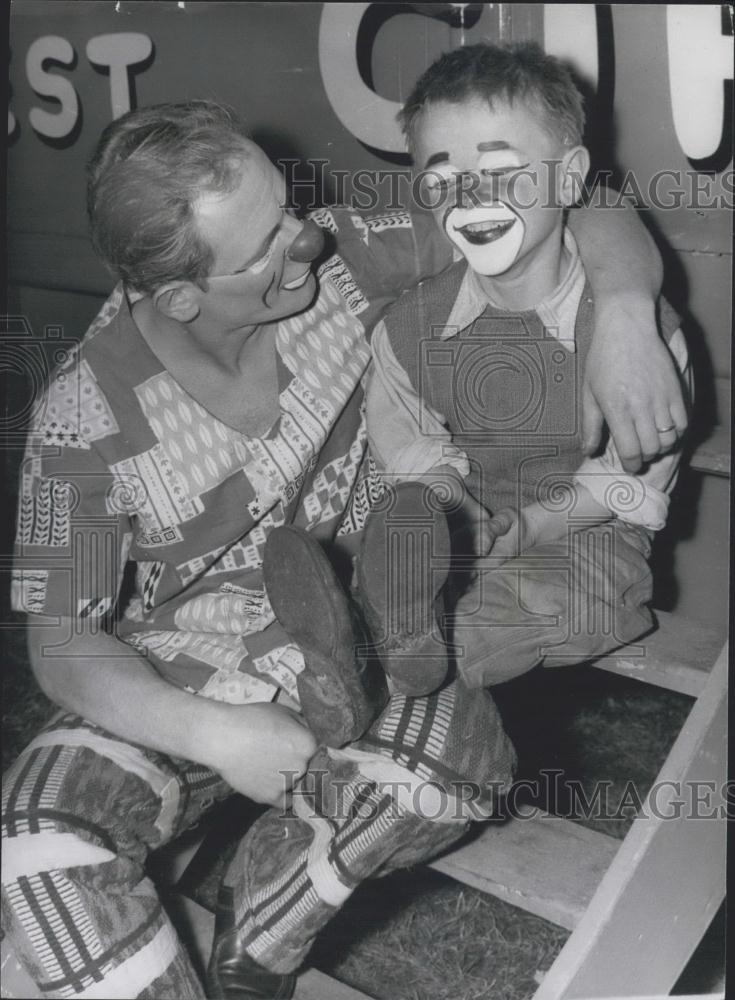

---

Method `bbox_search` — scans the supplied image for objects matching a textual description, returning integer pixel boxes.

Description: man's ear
[558,145,591,207]
[152,282,201,323]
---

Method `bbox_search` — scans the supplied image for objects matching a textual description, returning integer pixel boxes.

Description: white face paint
[444,201,525,275]
[422,148,529,275]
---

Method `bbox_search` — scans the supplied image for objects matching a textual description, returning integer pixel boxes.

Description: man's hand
[569,189,687,471]
[201,701,318,808]
[583,297,688,472]
[28,619,317,809]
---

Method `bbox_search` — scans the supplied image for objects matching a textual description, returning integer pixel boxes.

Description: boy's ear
[558,145,591,207]
[152,282,201,323]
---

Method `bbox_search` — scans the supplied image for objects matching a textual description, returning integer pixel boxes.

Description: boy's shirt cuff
[366,320,470,478]
[573,461,671,530]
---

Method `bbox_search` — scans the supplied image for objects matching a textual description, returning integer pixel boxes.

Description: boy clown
[365,42,690,691]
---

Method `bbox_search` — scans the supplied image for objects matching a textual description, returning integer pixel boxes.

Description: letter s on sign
[26,36,80,140]
[318,2,404,154]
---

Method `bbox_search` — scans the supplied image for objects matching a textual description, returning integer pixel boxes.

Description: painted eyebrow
[477,140,517,152]
[423,141,519,170]
[235,219,281,272]
[423,152,449,170]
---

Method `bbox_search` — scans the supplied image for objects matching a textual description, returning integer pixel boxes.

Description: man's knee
[2,720,181,860]
[359,682,516,812]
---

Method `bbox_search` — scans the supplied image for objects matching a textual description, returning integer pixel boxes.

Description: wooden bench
[432,618,727,998]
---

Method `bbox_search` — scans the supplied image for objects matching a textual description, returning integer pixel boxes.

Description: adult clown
[4,101,685,999]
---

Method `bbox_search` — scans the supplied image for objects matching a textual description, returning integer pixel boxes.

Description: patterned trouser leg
[453,521,654,687]
[1,712,231,999]
[217,677,516,974]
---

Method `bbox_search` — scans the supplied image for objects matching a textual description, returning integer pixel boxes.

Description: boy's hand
[484,508,523,563]
[458,497,517,557]
[457,493,494,556]
[582,298,687,473]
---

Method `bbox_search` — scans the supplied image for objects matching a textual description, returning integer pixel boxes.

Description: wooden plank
[430,813,620,931]
[533,643,727,999]
[297,969,375,1000]
[170,896,373,1000]
[590,610,725,696]
[690,425,731,478]
[559,995,725,1000]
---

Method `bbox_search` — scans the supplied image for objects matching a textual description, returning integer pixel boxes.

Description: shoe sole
[263,526,387,747]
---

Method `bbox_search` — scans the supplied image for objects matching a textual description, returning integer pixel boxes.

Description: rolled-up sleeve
[366,320,470,479]
[574,327,692,530]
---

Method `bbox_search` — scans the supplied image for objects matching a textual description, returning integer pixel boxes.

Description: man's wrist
[177,695,234,771]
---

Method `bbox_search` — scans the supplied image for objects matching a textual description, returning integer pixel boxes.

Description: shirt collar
[443,228,586,353]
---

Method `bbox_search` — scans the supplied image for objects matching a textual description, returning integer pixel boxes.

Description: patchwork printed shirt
[11,207,452,704]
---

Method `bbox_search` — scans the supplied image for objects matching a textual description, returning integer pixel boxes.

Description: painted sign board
[8,2,732,259]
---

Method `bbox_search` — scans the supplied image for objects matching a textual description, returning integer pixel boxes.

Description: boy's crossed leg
[452,519,654,686]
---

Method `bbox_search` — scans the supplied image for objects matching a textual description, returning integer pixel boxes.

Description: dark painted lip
[455,219,516,245]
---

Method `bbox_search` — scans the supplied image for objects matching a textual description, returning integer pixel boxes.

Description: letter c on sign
[318,2,404,153]
[667,4,733,162]
[543,4,598,90]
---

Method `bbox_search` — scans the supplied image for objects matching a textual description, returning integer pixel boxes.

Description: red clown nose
[287,219,325,263]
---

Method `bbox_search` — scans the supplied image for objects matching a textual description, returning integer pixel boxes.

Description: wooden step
[297,968,375,1000]
[533,642,727,999]
[690,425,730,477]
[429,813,620,931]
[590,609,725,696]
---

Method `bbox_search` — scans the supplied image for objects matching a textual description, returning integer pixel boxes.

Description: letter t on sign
[86,33,153,120]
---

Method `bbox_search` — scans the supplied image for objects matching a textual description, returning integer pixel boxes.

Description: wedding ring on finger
[655,424,677,435]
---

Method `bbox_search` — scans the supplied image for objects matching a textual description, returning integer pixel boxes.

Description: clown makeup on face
[414,97,589,288]
[193,144,324,332]
[428,149,527,276]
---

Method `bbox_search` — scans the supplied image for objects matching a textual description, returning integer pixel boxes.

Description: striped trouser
[2,681,515,997]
